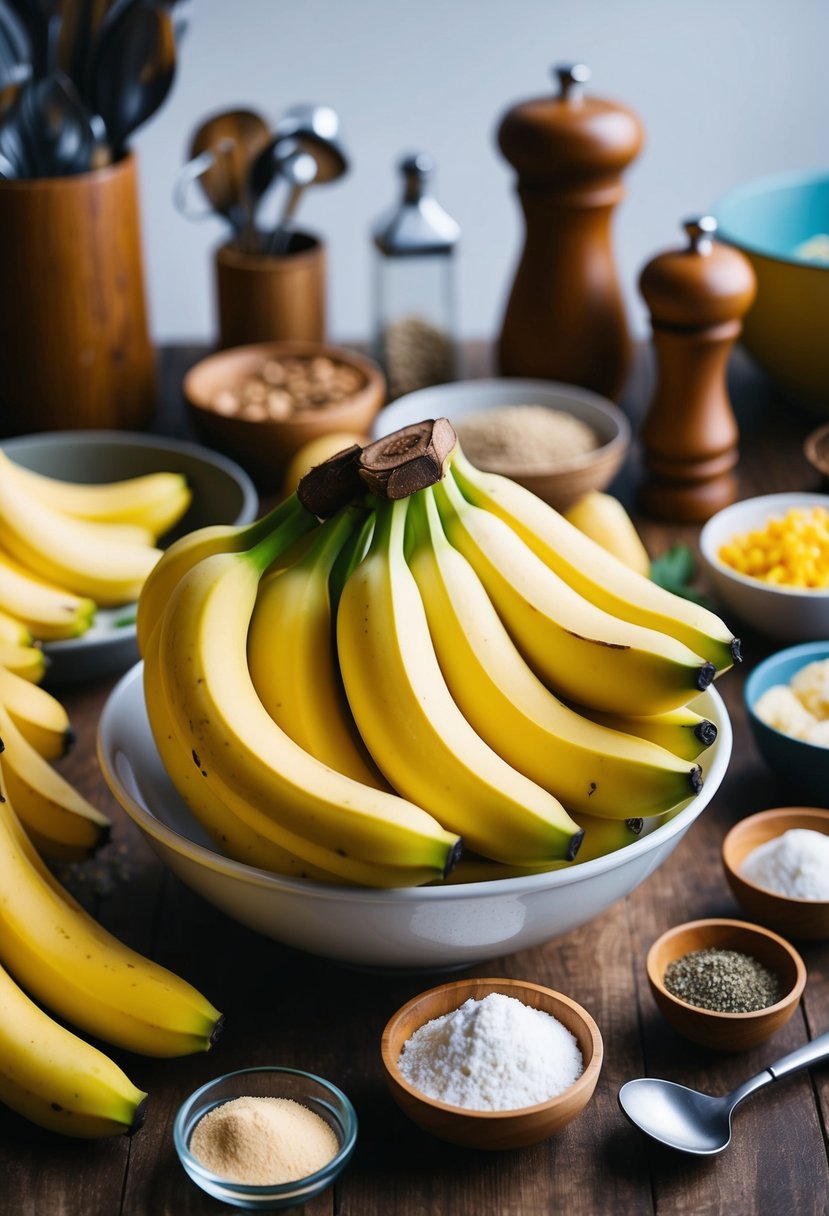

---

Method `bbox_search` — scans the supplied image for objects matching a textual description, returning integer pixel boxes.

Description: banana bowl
[1,432,258,684]
[98,664,732,971]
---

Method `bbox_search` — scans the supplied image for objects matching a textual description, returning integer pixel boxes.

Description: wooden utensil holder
[214,233,326,349]
[0,153,156,435]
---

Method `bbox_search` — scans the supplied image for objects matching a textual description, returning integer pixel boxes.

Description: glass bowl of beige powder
[174,1066,357,1210]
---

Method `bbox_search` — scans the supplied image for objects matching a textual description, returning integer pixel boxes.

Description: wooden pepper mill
[638,216,757,522]
[496,63,644,401]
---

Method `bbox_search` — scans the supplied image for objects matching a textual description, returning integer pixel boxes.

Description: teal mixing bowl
[744,641,829,803]
[715,170,829,409]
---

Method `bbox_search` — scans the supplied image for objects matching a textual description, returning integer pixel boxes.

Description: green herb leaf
[113,612,137,628]
[650,542,716,610]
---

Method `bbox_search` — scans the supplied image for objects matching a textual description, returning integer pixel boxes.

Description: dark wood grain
[0,342,828,1215]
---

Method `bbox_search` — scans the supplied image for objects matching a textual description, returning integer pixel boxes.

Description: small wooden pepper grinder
[496,63,644,401]
[638,216,757,522]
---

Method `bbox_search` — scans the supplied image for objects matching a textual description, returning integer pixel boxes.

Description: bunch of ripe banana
[138,418,736,888]
[0,753,222,1138]
[0,452,192,859]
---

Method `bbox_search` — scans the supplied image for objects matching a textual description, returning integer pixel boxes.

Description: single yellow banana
[142,621,347,883]
[0,702,110,860]
[438,816,644,883]
[0,608,32,646]
[0,663,73,759]
[338,495,583,865]
[0,777,222,1057]
[154,501,461,887]
[0,639,47,682]
[407,488,702,819]
[578,702,718,761]
[451,448,739,673]
[136,497,296,654]
[434,472,715,716]
[0,453,160,605]
[0,959,147,1138]
[248,508,388,788]
[563,490,651,576]
[0,549,96,640]
[8,463,191,536]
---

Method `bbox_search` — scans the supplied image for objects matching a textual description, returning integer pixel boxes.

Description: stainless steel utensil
[267,144,318,254]
[91,0,175,156]
[175,107,271,238]
[273,102,348,185]
[618,1029,829,1155]
[19,71,96,175]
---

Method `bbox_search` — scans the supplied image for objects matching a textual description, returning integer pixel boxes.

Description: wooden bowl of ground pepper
[646,918,806,1051]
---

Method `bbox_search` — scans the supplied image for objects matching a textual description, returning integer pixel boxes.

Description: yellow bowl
[716,170,829,410]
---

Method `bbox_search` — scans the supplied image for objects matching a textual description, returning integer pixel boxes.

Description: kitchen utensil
[496,63,643,401]
[5,0,62,77]
[0,94,31,175]
[0,61,29,122]
[273,102,348,184]
[19,72,96,175]
[619,1030,829,1155]
[0,1,28,79]
[245,133,296,244]
[723,807,829,941]
[91,0,175,156]
[267,143,317,254]
[177,107,271,236]
[638,216,756,522]
[381,978,603,1149]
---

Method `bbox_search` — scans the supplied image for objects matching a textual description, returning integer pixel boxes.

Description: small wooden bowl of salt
[722,807,829,940]
[380,977,603,1150]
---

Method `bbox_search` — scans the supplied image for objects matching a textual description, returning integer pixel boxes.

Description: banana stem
[243,492,317,550]
[330,509,375,609]
[246,497,321,575]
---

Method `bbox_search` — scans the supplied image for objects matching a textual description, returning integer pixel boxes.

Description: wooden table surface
[2,343,828,1216]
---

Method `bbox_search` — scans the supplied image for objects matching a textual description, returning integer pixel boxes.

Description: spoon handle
[767,1028,829,1082]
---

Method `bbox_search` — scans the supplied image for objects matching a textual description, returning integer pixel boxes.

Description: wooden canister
[214,233,326,349]
[0,153,155,435]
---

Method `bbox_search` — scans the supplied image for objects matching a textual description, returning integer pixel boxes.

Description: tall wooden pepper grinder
[638,216,757,522]
[496,63,644,401]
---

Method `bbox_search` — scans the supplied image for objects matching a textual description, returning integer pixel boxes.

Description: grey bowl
[1,431,258,684]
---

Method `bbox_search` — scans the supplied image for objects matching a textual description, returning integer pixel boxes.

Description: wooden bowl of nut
[646,918,806,1051]
[183,341,386,491]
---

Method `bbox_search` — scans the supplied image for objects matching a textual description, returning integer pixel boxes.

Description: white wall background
[135,0,829,344]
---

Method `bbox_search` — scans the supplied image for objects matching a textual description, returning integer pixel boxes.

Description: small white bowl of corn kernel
[699,493,829,641]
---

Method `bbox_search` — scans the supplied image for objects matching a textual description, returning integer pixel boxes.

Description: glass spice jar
[372,153,460,400]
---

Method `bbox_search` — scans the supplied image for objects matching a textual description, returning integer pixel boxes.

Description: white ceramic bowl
[372,379,630,511]
[699,493,829,643]
[1,432,258,683]
[98,664,731,970]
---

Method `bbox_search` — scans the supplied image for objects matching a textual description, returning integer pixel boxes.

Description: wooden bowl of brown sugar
[372,378,631,511]
[184,340,385,492]
[646,918,806,1051]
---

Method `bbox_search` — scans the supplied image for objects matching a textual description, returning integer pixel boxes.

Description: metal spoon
[618,1029,829,1155]
[91,0,175,156]
[267,143,318,254]
[177,107,271,236]
[18,71,96,175]
[273,102,349,186]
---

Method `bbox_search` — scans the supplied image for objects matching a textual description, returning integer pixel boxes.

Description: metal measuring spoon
[618,1028,829,1155]
[177,107,271,238]
[273,102,349,185]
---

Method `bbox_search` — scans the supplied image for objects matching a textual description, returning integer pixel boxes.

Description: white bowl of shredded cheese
[373,378,631,511]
